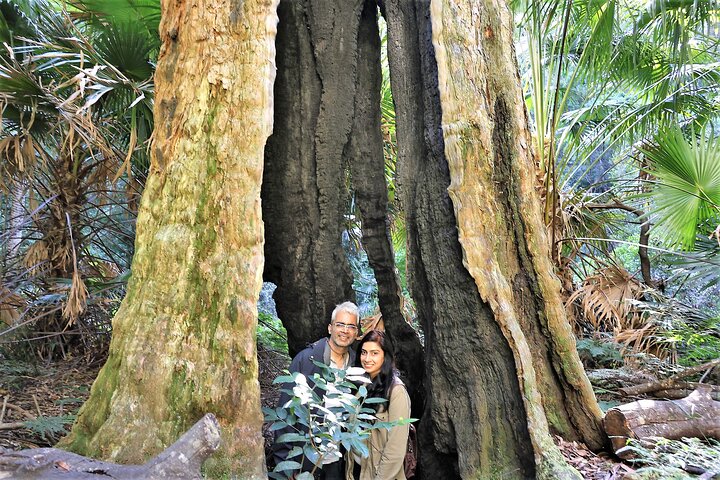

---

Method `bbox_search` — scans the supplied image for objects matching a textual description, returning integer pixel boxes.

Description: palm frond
[642,128,720,250]
[68,0,160,36]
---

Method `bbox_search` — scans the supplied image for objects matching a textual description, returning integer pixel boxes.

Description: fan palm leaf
[642,128,720,250]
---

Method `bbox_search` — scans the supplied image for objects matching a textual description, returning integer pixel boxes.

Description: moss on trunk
[58,0,279,477]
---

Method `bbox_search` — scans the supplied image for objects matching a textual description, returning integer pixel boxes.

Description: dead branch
[619,358,720,396]
[0,422,26,430]
[0,413,220,479]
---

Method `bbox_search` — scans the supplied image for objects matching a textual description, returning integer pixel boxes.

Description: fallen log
[619,358,720,397]
[603,387,720,458]
[586,368,656,391]
[652,385,720,401]
[0,413,220,479]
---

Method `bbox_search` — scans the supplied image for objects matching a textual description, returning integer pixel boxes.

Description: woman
[348,330,411,480]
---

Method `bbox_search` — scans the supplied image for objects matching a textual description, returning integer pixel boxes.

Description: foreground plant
[264,364,412,480]
[619,437,720,479]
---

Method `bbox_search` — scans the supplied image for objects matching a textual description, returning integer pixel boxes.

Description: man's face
[328,311,359,349]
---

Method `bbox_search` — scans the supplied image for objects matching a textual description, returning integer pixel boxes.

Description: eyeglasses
[332,322,358,331]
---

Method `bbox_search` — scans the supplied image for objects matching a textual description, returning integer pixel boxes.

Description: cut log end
[603,387,720,458]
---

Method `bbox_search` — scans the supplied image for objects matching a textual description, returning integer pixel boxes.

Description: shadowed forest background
[1,0,719,478]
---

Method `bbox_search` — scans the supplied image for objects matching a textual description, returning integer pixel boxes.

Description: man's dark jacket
[271,337,357,474]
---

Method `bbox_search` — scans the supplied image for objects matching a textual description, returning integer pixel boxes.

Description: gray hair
[330,301,360,325]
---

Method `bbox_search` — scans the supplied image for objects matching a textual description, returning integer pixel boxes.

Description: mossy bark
[58,0,279,477]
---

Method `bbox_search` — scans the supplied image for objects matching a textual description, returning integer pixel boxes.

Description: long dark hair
[355,330,397,410]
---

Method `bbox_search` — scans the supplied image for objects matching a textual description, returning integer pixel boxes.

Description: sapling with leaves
[264,362,413,480]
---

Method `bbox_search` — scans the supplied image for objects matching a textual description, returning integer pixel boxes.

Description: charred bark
[344,0,425,409]
[264,0,418,363]
[263,0,362,356]
[383,1,534,478]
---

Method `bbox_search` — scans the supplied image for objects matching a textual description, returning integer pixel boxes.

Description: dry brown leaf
[567,265,644,332]
[0,285,25,327]
[23,240,50,274]
[62,270,87,326]
[359,312,384,340]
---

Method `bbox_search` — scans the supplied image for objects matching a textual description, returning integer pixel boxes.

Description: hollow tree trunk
[263,0,423,368]
[58,0,279,478]
[344,0,425,409]
[385,0,606,478]
[262,0,361,356]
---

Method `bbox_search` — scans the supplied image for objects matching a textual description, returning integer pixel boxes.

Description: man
[272,301,361,479]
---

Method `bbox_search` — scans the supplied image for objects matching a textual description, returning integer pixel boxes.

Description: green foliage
[576,337,623,368]
[0,359,40,390]
[264,363,414,480]
[618,437,720,479]
[642,128,720,250]
[0,0,158,358]
[596,399,622,413]
[663,316,720,366]
[630,296,720,366]
[23,414,76,443]
[257,311,288,355]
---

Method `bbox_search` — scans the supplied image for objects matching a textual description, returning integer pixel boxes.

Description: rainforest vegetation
[0,0,719,478]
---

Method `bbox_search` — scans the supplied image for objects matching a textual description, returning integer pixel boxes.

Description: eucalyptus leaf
[277,432,307,443]
[274,460,302,472]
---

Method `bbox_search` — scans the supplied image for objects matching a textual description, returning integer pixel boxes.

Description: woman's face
[360,341,385,379]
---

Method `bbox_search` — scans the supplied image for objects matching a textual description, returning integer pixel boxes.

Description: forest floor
[0,348,711,479]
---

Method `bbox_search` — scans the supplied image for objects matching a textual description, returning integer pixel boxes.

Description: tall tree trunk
[37,152,84,280]
[345,0,425,412]
[262,0,361,356]
[59,0,279,477]
[386,0,606,478]
[4,181,27,273]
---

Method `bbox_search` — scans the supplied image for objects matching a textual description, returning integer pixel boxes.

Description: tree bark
[604,387,720,457]
[344,0,425,410]
[263,0,421,366]
[0,413,220,479]
[58,0,279,477]
[262,0,362,356]
[384,0,606,478]
[384,1,535,478]
[3,180,27,274]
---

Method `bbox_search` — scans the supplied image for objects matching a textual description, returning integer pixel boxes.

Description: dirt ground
[0,350,660,479]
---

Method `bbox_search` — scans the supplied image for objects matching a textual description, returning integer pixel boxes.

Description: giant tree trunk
[344,0,425,410]
[263,0,424,379]
[58,0,279,478]
[262,0,361,356]
[385,0,606,478]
